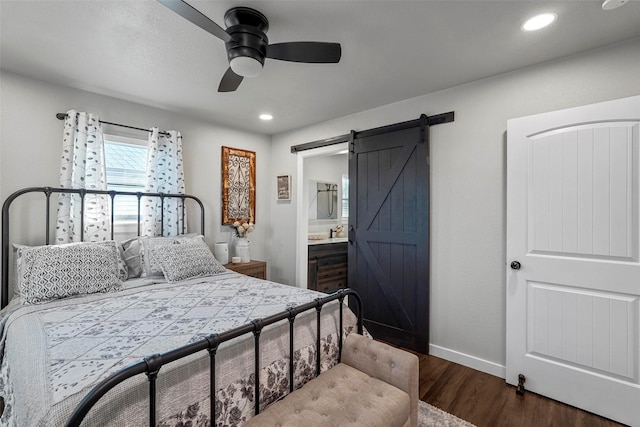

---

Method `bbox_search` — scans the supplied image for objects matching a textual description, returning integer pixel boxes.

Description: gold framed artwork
[222,146,256,224]
[276,174,291,201]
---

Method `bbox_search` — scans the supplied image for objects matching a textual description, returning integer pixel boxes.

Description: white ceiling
[2,1,640,135]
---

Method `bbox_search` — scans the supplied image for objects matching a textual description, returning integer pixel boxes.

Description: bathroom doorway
[295,143,348,288]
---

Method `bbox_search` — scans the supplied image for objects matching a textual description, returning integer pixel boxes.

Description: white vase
[235,237,251,263]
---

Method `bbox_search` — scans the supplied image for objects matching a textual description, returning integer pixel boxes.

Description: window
[341,174,349,219]
[104,135,148,223]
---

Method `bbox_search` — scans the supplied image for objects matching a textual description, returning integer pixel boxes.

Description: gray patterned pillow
[19,241,124,304]
[150,239,226,283]
[139,234,199,277]
[16,241,127,286]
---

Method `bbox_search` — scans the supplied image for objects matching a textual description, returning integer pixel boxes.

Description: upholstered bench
[244,333,419,427]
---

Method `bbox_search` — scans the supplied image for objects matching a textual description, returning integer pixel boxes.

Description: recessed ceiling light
[259,114,273,121]
[602,0,629,10]
[522,13,557,31]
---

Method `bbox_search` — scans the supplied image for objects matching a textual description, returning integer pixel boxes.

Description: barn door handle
[510,261,521,270]
[348,225,355,245]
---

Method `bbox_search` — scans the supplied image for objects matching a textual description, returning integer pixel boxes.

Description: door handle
[510,261,521,270]
[348,225,355,245]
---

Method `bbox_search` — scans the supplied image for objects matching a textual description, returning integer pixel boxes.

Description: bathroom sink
[308,237,348,245]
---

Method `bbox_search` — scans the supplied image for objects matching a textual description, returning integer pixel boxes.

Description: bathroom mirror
[309,180,338,220]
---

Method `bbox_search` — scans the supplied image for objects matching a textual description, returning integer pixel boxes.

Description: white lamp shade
[230,56,263,77]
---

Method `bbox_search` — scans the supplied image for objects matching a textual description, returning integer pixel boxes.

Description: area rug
[418,401,476,427]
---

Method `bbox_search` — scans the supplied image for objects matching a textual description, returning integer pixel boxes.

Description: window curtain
[141,128,185,236]
[55,110,111,243]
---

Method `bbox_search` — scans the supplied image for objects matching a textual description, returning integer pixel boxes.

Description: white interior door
[506,95,640,426]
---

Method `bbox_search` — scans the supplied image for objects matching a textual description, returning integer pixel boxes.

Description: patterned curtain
[55,110,111,243]
[141,128,185,237]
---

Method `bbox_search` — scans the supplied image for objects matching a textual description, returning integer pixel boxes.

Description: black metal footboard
[1,186,205,308]
[65,289,363,427]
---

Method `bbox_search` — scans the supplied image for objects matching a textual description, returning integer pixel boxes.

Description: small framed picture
[276,174,291,201]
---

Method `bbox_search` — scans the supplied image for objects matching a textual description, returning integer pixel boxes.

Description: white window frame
[341,174,349,219]
[103,134,148,235]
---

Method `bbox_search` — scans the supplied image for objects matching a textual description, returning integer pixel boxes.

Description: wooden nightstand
[224,260,267,280]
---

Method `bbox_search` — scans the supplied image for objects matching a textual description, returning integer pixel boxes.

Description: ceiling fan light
[230,56,263,77]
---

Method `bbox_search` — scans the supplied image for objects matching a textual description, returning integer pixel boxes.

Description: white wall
[269,38,640,374]
[0,71,272,280]
[2,37,639,376]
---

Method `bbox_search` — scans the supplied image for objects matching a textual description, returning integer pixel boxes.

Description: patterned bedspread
[0,271,358,426]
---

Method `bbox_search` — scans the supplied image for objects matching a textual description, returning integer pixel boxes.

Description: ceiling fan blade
[266,42,341,63]
[158,0,231,42]
[218,68,244,92]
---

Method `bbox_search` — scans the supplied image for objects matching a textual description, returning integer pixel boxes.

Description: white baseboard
[429,344,506,379]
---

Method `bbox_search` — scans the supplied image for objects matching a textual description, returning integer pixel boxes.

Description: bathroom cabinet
[308,241,347,293]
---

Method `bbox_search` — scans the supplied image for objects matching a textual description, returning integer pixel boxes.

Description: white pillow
[120,237,142,278]
[150,239,226,283]
[115,242,129,280]
[12,243,29,298]
[138,234,200,277]
[19,241,124,304]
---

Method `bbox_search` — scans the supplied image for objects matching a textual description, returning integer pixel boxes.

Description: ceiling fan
[158,0,342,92]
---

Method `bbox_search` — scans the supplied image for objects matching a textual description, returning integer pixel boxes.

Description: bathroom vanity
[307,239,347,293]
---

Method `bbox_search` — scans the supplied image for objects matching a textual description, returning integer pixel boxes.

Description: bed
[0,187,362,427]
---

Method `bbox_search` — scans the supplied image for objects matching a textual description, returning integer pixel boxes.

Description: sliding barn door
[348,118,429,353]
[506,95,640,426]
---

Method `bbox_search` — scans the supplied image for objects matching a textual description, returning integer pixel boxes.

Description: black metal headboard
[1,186,205,308]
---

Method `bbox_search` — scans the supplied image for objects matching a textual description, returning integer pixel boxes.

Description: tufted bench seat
[244,333,418,427]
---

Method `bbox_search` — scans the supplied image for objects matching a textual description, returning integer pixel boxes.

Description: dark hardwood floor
[418,353,627,427]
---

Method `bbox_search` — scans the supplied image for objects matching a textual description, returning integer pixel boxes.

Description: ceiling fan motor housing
[224,7,269,68]
[158,1,342,91]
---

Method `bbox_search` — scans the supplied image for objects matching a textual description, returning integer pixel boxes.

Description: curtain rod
[55,113,171,136]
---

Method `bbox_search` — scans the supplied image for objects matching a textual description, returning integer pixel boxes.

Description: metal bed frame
[65,288,363,426]
[1,186,205,308]
[1,186,364,426]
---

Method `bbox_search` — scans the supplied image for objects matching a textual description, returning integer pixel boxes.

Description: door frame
[295,143,348,287]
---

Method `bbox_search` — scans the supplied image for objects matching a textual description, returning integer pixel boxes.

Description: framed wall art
[276,174,291,201]
[222,146,256,224]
